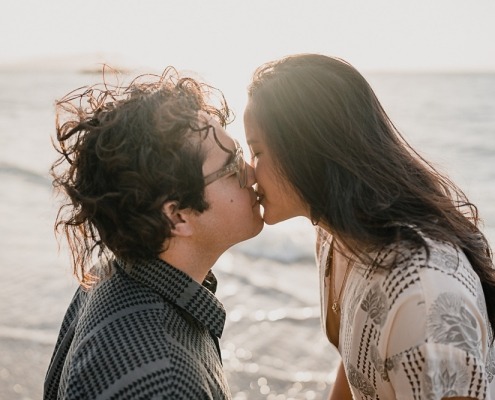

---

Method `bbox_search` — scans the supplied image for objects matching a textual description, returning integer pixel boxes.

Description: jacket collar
[116,258,226,338]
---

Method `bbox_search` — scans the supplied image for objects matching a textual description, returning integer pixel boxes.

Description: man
[44,69,264,399]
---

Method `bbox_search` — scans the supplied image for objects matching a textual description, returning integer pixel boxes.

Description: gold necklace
[327,240,354,314]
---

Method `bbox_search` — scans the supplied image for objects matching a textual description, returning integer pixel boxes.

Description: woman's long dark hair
[247,54,495,331]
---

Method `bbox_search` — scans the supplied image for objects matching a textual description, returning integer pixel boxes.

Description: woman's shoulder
[361,227,483,314]
[378,225,467,273]
[372,232,486,333]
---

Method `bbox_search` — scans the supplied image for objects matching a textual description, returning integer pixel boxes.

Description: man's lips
[255,191,265,204]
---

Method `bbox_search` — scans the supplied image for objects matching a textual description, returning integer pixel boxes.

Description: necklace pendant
[331,302,340,313]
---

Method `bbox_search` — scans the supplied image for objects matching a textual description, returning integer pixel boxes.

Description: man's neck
[158,240,221,284]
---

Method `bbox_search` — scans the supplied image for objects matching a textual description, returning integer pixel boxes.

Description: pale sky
[1,0,494,113]
[2,1,495,70]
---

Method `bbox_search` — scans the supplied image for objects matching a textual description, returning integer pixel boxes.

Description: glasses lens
[238,156,247,188]
[236,147,248,188]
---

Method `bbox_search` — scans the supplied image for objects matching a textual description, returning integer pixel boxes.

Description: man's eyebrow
[247,139,259,145]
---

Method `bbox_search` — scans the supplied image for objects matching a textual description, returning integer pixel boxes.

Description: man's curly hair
[51,67,232,286]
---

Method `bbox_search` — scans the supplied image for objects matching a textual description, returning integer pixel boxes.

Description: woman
[243,54,495,399]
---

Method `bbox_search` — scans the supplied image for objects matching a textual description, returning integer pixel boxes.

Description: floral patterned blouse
[316,227,495,399]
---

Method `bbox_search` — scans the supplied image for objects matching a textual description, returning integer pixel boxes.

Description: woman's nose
[245,162,257,187]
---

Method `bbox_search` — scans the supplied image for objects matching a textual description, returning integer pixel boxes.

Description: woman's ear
[162,201,193,237]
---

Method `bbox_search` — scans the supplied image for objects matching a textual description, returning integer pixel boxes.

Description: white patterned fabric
[316,227,495,399]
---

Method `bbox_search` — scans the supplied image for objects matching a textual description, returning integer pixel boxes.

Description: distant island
[0,53,136,74]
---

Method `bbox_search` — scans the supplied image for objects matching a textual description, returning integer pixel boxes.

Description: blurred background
[1,1,494,399]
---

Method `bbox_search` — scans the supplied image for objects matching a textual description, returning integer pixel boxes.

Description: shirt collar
[116,258,226,338]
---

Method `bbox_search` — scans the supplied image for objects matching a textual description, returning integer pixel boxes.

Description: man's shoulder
[67,285,213,390]
[66,302,224,400]
[65,344,221,399]
[79,268,164,320]
[68,269,189,361]
[73,267,207,350]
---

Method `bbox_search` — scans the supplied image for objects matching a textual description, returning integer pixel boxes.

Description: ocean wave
[0,325,57,345]
[0,162,51,187]
[233,218,316,263]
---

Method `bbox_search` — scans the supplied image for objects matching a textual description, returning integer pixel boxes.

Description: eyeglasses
[204,140,248,188]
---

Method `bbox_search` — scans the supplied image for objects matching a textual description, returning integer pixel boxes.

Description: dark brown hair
[247,54,495,329]
[52,67,231,286]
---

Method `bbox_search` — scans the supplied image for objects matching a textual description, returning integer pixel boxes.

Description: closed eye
[249,149,260,160]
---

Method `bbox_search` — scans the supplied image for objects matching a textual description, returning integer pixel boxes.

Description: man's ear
[162,201,194,237]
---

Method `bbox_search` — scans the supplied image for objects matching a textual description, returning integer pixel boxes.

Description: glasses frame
[203,140,247,188]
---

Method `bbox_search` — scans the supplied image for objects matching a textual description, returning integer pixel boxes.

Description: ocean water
[0,71,494,399]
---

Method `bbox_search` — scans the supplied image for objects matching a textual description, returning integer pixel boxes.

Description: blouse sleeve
[382,245,493,399]
[385,300,491,399]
